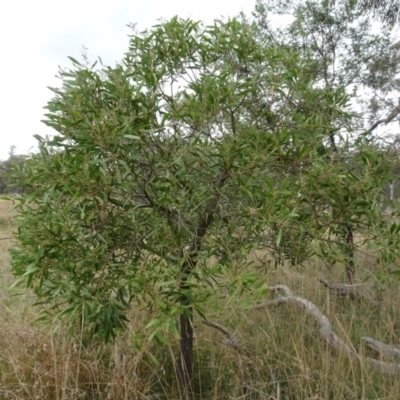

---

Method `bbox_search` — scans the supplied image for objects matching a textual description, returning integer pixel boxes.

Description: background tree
[251,0,400,282]
[359,0,400,26]
[0,146,29,195]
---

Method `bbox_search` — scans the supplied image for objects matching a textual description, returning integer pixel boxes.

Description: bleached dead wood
[251,285,353,356]
[361,337,400,361]
[250,285,400,374]
[202,319,247,385]
[318,278,363,299]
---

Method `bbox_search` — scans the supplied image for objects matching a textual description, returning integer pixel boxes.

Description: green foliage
[10,19,398,394]
[0,147,29,195]
[251,0,400,282]
[11,17,343,342]
[252,0,400,129]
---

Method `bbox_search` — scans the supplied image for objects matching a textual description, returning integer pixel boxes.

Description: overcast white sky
[0,0,255,160]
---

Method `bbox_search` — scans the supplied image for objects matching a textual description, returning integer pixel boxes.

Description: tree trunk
[175,172,228,396]
[179,308,193,398]
[344,223,355,284]
[178,258,194,398]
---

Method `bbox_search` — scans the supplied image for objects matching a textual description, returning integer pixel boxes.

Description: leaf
[276,228,283,247]
[124,134,141,140]
[22,261,40,277]
[147,351,160,366]
[67,56,83,66]
[145,318,161,330]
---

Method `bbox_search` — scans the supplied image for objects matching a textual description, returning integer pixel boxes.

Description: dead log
[318,278,364,299]
[251,285,400,374]
[361,337,400,361]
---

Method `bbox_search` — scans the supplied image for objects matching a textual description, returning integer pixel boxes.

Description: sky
[0,0,255,160]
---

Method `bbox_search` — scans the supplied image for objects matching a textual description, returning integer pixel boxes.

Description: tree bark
[344,223,355,284]
[178,259,195,398]
[179,307,193,397]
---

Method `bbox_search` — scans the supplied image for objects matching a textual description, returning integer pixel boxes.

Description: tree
[252,0,400,132]
[11,16,385,396]
[0,147,29,195]
[359,0,400,26]
[251,0,399,282]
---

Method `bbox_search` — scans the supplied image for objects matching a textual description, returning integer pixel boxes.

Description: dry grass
[2,199,400,399]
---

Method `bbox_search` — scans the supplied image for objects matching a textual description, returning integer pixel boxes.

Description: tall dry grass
[1,199,400,399]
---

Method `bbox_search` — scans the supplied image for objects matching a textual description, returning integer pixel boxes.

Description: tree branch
[189,170,230,256]
[318,278,364,299]
[362,337,400,361]
[251,285,400,374]
[202,319,247,387]
[365,105,400,134]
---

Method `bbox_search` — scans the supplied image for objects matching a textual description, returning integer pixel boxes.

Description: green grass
[1,199,400,399]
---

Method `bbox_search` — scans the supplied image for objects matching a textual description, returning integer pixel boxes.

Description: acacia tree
[10,18,359,395]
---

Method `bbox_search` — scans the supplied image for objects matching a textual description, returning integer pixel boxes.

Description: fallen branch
[202,319,247,387]
[318,278,363,299]
[251,285,400,374]
[361,337,400,362]
[251,285,353,356]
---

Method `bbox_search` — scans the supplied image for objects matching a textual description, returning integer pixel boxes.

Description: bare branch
[251,285,400,374]
[365,105,400,134]
[362,337,400,361]
[318,278,363,298]
[202,319,247,386]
